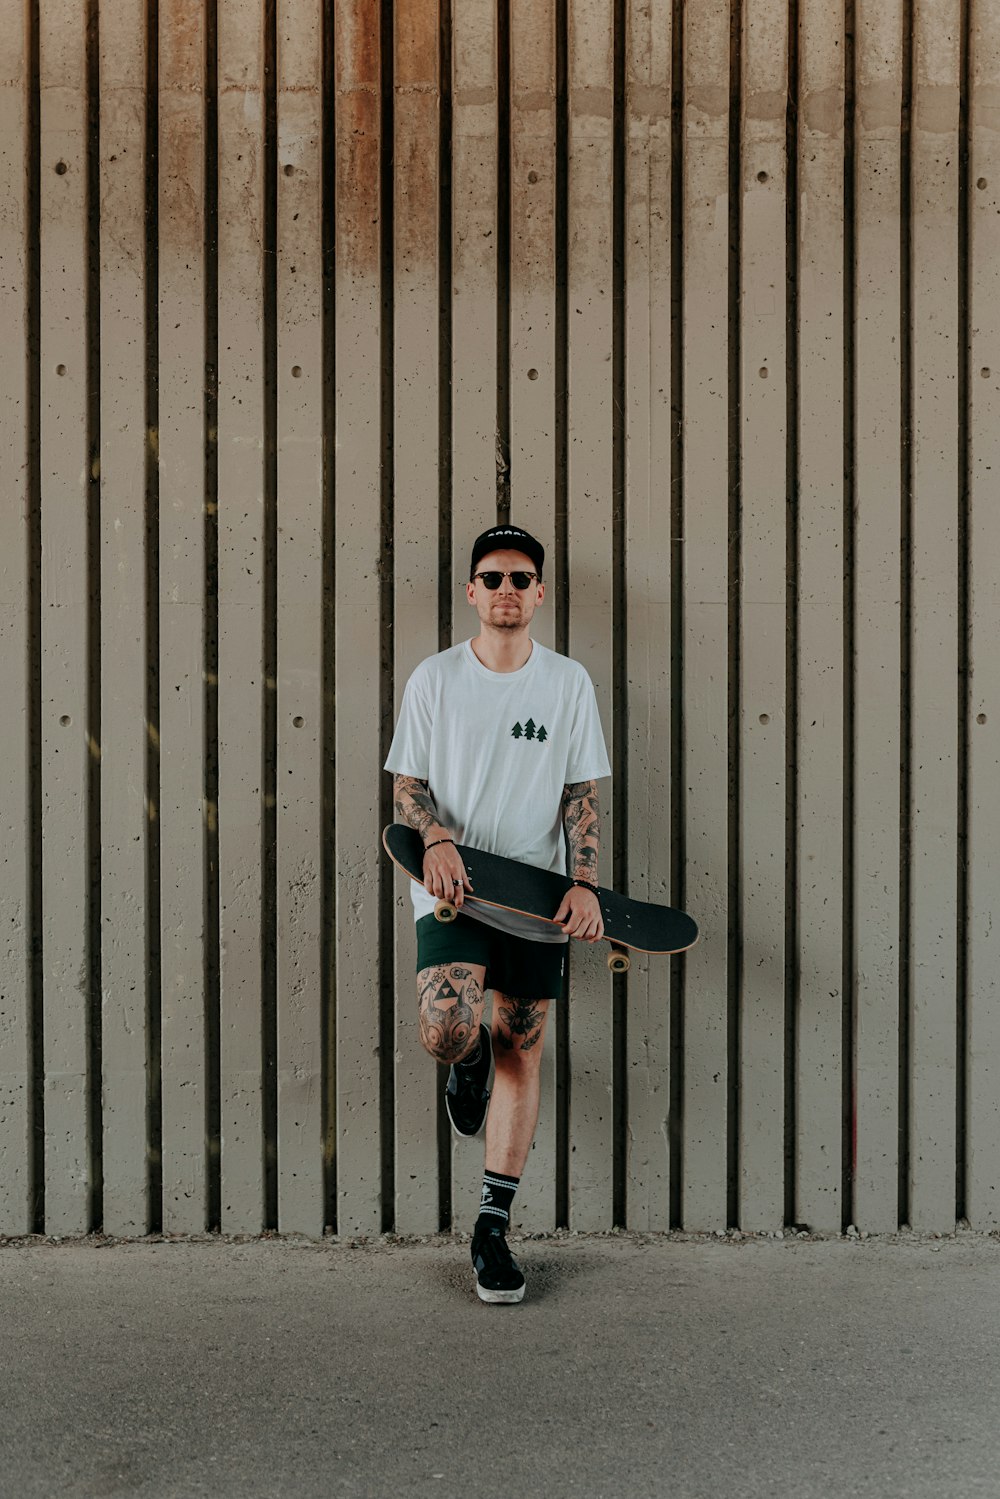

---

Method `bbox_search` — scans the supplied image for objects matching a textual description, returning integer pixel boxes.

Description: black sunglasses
[472,570,541,590]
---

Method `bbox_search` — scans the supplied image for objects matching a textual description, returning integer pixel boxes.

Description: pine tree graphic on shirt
[511,719,547,742]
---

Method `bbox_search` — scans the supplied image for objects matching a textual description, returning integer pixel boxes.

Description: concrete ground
[2,1228,999,1499]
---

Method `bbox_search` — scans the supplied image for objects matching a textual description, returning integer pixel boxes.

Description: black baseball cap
[470,525,545,581]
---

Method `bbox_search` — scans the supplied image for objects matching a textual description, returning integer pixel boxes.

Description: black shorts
[415,911,567,1001]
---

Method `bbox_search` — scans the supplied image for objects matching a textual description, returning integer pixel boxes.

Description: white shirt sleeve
[565,672,612,782]
[383,673,433,778]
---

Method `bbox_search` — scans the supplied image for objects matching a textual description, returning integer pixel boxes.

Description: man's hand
[553,885,604,942]
[423,842,474,909]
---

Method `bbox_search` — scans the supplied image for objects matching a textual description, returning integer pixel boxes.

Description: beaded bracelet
[423,837,455,851]
[572,877,600,895]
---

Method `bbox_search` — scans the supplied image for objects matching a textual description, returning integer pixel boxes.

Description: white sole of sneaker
[474,1273,525,1305]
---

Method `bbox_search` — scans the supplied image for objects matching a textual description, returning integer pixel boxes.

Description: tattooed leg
[486,995,551,1178]
[416,963,487,1064]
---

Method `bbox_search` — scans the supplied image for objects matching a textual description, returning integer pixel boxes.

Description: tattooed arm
[561,779,600,883]
[392,773,452,847]
[393,774,473,907]
[554,780,604,941]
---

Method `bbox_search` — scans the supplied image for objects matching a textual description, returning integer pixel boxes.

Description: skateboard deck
[382,824,698,972]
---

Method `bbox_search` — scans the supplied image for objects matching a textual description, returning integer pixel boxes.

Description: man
[384,524,611,1303]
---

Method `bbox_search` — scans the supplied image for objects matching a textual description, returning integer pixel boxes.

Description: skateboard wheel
[434,899,458,924]
[607,948,630,974]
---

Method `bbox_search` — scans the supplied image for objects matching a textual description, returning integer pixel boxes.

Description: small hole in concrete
[759,713,770,725]
[293,716,304,728]
[528,171,539,183]
[528,368,539,381]
[283,163,294,176]
[977,713,987,725]
[56,364,66,376]
[55,160,68,175]
[981,368,991,379]
[59,715,72,727]
[977,177,988,190]
[757,170,768,183]
[759,367,768,378]
[291,365,302,378]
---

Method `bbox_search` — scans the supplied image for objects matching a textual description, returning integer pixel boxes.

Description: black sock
[457,1036,482,1068]
[476,1170,520,1233]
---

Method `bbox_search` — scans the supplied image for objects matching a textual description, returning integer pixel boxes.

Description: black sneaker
[471,1223,526,1304]
[445,1023,492,1138]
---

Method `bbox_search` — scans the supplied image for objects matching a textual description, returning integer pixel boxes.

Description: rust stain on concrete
[159,0,203,88]
[336,0,381,92]
[395,0,438,87]
[336,88,381,276]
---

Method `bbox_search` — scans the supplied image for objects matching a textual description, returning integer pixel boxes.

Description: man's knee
[417,963,485,1064]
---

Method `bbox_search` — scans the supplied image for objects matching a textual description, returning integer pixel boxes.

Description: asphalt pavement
[2,1227,999,1499]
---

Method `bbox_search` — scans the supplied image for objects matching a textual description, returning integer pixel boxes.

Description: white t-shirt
[384,638,612,941]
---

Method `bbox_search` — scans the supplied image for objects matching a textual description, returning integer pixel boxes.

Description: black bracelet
[572,877,599,895]
[424,837,455,851]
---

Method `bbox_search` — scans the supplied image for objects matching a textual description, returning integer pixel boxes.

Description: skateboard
[382,824,698,972]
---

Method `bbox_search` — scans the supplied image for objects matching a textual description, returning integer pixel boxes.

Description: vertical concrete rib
[621,0,675,1230]
[332,0,385,1238]
[726,0,742,1230]
[144,0,162,1235]
[853,0,904,1234]
[908,0,961,1232]
[27,0,45,1236]
[261,0,278,1232]
[566,0,615,1232]
[203,0,221,1234]
[99,0,150,1237]
[0,0,32,1236]
[794,0,847,1236]
[392,0,441,1236]
[681,0,731,1232]
[897,0,913,1229]
[158,0,209,1235]
[274,0,325,1236]
[39,0,94,1236]
[954,0,971,1227]
[965,0,1000,1231]
[841,0,857,1234]
[669,0,685,1231]
[783,0,800,1231]
[216,0,267,1234]
[85,0,103,1235]
[320,0,337,1234]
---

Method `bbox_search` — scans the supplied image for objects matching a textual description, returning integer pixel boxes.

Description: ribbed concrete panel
[3,0,993,1240]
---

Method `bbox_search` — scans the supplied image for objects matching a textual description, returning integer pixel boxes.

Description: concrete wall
[1,0,998,1240]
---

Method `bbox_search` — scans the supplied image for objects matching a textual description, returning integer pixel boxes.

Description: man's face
[466,549,545,632]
